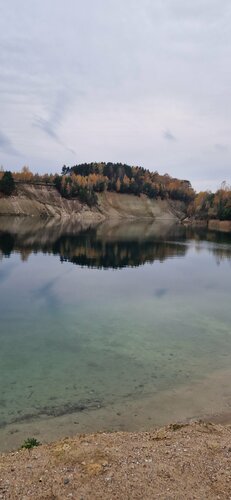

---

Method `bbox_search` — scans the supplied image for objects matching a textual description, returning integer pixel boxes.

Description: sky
[0,0,231,192]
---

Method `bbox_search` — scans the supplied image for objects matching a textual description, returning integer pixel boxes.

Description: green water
[0,217,231,449]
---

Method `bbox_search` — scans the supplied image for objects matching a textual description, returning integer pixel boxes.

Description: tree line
[56,162,195,205]
[0,167,55,196]
[0,163,195,204]
[188,182,231,221]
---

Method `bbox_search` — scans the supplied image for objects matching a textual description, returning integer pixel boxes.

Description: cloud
[0,131,20,157]
[0,1,231,186]
[34,117,59,141]
[33,91,68,139]
[33,90,76,155]
[163,130,177,141]
[214,143,228,152]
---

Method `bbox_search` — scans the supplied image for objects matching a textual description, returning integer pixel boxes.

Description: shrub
[21,437,41,449]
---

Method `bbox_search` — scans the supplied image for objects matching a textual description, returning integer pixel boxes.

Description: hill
[0,183,186,220]
[58,162,195,205]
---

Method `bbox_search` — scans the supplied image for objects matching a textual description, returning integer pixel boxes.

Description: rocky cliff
[0,183,186,220]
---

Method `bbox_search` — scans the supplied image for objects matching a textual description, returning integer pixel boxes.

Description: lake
[0,216,231,451]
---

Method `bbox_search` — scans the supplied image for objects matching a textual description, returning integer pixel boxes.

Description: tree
[0,171,15,196]
[61,165,69,175]
[20,166,33,181]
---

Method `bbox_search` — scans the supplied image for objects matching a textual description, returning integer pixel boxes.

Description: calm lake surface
[0,216,231,450]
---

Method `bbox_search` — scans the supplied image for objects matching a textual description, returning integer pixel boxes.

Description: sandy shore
[0,421,231,499]
[1,364,231,455]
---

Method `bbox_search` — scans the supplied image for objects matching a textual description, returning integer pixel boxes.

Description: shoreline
[0,410,231,456]
[1,365,231,454]
[183,218,231,233]
[0,370,231,454]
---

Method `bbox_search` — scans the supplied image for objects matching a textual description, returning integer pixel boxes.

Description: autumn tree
[56,162,196,206]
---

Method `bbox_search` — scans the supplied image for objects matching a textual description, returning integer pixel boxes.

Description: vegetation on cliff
[0,163,195,208]
[189,182,231,221]
[58,162,195,204]
[1,164,230,222]
[0,171,15,196]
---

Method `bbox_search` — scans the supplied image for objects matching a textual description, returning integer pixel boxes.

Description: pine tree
[0,171,15,196]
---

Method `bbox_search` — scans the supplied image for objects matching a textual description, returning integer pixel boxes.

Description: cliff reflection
[0,217,231,268]
[0,217,187,268]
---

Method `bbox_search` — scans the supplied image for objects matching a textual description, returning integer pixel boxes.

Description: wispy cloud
[33,91,67,139]
[163,129,177,141]
[34,117,59,141]
[1,1,231,186]
[0,130,20,157]
[33,91,76,155]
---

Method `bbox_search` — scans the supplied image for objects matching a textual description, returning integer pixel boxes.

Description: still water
[0,217,231,450]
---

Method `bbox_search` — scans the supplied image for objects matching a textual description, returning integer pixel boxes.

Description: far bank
[0,182,185,221]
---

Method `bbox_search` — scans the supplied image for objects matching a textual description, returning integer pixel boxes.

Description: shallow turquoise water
[0,218,231,447]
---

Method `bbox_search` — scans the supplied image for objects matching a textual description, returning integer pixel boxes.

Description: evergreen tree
[0,171,15,196]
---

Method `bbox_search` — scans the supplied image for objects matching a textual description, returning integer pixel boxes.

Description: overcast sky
[0,1,231,191]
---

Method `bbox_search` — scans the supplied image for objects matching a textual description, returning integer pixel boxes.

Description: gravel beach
[0,421,230,499]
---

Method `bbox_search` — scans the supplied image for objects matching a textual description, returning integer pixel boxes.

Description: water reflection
[1,216,231,450]
[1,217,231,268]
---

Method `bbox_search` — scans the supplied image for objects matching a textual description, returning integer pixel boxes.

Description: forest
[0,164,231,221]
[57,162,195,205]
[189,182,231,221]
